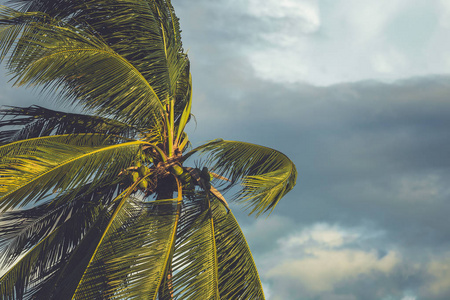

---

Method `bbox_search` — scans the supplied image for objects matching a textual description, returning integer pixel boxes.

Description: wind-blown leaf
[1,1,191,126]
[72,199,179,300]
[31,206,112,299]
[185,140,297,216]
[0,9,166,126]
[0,1,297,299]
[212,199,265,299]
[175,72,192,144]
[168,195,219,300]
[0,105,140,143]
[0,194,109,300]
[0,182,120,266]
[0,134,146,211]
[0,5,50,60]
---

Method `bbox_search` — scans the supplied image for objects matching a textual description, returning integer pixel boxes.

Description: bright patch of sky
[234,0,450,85]
[243,218,450,300]
[245,221,400,299]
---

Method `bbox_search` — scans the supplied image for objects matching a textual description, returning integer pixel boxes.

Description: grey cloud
[185,73,450,299]
[181,23,450,253]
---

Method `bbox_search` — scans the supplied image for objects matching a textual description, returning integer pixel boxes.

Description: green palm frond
[80,0,189,104]
[25,190,143,299]
[0,105,140,143]
[168,196,219,300]
[61,0,187,96]
[0,134,146,211]
[185,140,297,216]
[175,72,192,145]
[0,9,165,126]
[0,182,120,266]
[212,199,265,299]
[71,199,179,300]
[143,112,167,145]
[1,1,191,125]
[0,5,49,60]
[2,0,77,16]
[174,63,192,123]
[29,207,111,299]
[0,195,108,300]
[166,193,264,299]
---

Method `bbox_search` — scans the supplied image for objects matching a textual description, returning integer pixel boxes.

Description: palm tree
[0,0,297,299]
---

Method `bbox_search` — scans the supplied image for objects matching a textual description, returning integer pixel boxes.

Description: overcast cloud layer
[1,1,450,299]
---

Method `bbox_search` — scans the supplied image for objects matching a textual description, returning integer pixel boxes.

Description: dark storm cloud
[184,63,450,298]
[191,70,450,245]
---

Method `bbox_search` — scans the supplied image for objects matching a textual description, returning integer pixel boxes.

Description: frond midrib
[19,46,165,113]
[0,140,147,202]
[152,178,183,300]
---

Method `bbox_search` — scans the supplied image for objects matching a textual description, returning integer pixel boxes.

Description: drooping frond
[0,5,49,60]
[185,140,297,216]
[0,134,146,211]
[71,199,180,300]
[0,194,109,300]
[163,193,264,299]
[26,192,141,299]
[0,105,140,143]
[166,195,219,300]
[28,205,112,299]
[75,0,190,110]
[0,1,191,126]
[0,182,120,267]
[0,8,166,126]
[212,199,265,299]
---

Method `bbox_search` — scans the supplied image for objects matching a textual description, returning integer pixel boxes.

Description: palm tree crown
[0,1,297,299]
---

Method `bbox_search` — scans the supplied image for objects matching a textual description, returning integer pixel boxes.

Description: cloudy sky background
[1,0,450,299]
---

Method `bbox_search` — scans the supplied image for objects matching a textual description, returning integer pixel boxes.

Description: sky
[1,1,450,299]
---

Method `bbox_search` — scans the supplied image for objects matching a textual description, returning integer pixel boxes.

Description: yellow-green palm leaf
[0,105,140,143]
[167,197,220,299]
[186,140,297,216]
[212,199,265,299]
[0,134,146,211]
[72,199,180,300]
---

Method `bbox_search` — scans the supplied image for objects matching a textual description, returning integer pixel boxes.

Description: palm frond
[185,140,297,216]
[174,63,192,124]
[0,105,140,143]
[28,206,111,299]
[83,0,190,111]
[1,1,192,125]
[0,189,139,299]
[168,195,219,300]
[0,5,48,60]
[24,191,139,299]
[0,182,120,267]
[212,199,265,299]
[175,72,192,145]
[1,0,78,18]
[0,193,109,300]
[0,8,166,126]
[71,198,180,300]
[0,134,146,211]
